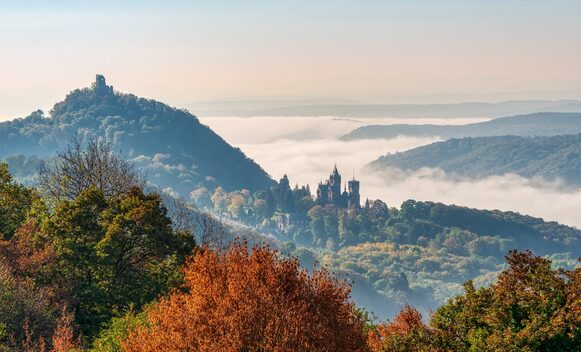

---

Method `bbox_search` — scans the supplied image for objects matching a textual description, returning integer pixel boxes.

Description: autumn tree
[123,241,368,352]
[0,199,60,350]
[0,260,54,350]
[430,250,581,351]
[368,305,438,352]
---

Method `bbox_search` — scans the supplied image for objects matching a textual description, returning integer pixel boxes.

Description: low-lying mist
[200,116,581,229]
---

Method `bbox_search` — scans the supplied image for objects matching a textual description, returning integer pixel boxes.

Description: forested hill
[0,76,274,194]
[369,134,581,186]
[340,112,581,140]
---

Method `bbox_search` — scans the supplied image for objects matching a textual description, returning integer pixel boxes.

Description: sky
[2,0,581,119]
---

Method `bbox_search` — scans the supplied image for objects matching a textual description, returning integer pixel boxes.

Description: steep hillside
[369,134,581,186]
[340,112,581,140]
[0,75,274,194]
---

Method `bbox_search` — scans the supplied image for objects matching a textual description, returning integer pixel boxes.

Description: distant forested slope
[340,112,581,140]
[197,100,581,118]
[369,134,581,185]
[0,76,274,194]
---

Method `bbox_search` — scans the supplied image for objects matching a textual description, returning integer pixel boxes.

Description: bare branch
[39,137,144,202]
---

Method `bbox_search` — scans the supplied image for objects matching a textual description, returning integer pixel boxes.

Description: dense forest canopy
[369,134,581,186]
[340,112,581,140]
[194,174,581,318]
[0,140,579,351]
[0,77,579,351]
[0,75,274,194]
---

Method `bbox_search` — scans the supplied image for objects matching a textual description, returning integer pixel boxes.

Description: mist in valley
[201,115,581,229]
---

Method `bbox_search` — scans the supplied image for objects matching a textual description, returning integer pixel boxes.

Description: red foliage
[123,241,367,351]
[368,305,440,352]
[1,221,56,278]
[50,307,81,352]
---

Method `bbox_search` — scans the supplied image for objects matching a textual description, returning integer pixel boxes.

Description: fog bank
[201,116,581,229]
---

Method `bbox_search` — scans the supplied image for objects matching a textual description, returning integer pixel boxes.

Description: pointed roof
[332,163,340,177]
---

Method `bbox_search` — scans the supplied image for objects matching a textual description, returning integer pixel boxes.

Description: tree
[194,213,228,249]
[39,138,143,203]
[123,242,368,352]
[44,187,195,338]
[431,250,581,351]
[227,193,245,219]
[265,189,276,218]
[338,211,356,247]
[91,310,147,352]
[323,209,339,250]
[210,187,227,215]
[189,187,211,209]
[252,199,267,219]
[0,162,35,240]
[368,305,437,352]
[308,205,327,246]
[0,261,55,350]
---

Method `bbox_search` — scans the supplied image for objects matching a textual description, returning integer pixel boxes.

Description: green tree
[44,187,195,338]
[308,205,326,246]
[323,209,339,249]
[90,310,147,352]
[431,250,580,351]
[0,163,35,240]
[265,189,275,219]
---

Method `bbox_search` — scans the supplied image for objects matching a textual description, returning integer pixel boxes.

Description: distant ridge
[341,112,581,140]
[196,100,581,118]
[0,75,275,195]
[369,134,581,186]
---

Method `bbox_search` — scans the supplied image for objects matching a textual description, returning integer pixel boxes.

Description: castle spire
[332,163,339,177]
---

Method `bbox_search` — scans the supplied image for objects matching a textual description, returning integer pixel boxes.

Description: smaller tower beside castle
[348,179,360,208]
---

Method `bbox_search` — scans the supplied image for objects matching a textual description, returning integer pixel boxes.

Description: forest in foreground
[0,140,579,351]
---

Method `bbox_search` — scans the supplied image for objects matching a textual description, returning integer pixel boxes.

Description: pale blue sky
[1,1,581,119]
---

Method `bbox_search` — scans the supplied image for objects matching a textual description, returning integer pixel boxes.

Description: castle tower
[329,164,341,187]
[327,165,342,206]
[316,181,329,206]
[348,178,360,208]
[93,74,113,96]
[316,165,361,209]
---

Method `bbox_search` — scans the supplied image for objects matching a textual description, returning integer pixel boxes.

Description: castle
[92,74,114,96]
[316,165,360,209]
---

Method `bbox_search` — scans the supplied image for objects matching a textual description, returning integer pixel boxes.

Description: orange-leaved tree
[123,241,368,352]
[368,305,439,352]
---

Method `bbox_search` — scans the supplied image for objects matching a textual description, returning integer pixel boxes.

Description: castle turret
[93,74,114,96]
[316,165,362,209]
[316,181,329,206]
[348,178,360,208]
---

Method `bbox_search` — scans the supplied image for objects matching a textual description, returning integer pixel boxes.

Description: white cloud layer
[201,116,581,229]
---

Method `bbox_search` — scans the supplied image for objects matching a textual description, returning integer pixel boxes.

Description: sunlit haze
[0,1,580,340]
[201,116,581,228]
[2,0,581,119]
